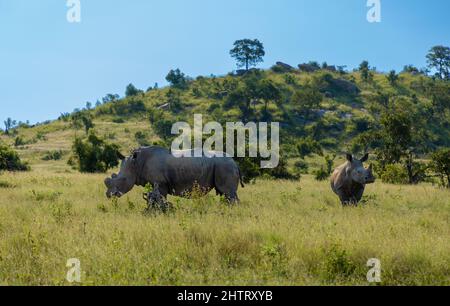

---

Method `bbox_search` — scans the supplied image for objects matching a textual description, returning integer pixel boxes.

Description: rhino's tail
[238,168,245,188]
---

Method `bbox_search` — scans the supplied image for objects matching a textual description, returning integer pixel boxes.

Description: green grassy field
[1,69,449,285]
[1,168,449,286]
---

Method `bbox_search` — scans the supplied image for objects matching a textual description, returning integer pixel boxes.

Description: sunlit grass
[0,170,448,285]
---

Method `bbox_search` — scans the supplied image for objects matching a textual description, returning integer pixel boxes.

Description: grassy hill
[1,65,449,285]
[1,66,449,175]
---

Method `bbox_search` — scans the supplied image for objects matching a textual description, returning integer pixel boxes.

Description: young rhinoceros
[331,153,375,206]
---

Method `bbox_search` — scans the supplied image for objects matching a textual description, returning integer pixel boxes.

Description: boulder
[328,78,360,95]
[275,62,295,71]
[298,63,320,73]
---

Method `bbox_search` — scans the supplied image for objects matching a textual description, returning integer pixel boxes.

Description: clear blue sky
[1,0,449,124]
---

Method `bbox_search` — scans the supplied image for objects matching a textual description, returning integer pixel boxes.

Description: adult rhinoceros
[104,146,244,205]
[331,153,376,206]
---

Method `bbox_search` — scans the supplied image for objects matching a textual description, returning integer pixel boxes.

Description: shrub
[381,164,409,185]
[322,243,357,282]
[429,148,450,188]
[135,131,151,146]
[36,131,48,141]
[314,167,330,181]
[166,69,189,90]
[71,112,94,135]
[111,99,146,115]
[152,119,174,142]
[112,118,125,124]
[314,154,336,181]
[166,89,183,112]
[14,136,26,147]
[294,159,309,174]
[297,137,323,158]
[71,133,122,173]
[0,145,29,171]
[284,74,297,85]
[42,150,64,161]
[264,156,299,180]
[125,83,143,97]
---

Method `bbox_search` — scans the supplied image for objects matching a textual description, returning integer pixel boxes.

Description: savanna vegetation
[0,40,449,285]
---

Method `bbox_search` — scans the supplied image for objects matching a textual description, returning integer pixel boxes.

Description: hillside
[1,65,449,177]
[1,65,450,286]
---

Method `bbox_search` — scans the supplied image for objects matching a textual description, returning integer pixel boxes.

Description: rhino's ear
[346,153,353,162]
[132,151,139,160]
[360,153,369,163]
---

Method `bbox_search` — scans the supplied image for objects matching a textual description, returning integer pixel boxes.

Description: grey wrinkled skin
[104,146,244,204]
[330,153,376,206]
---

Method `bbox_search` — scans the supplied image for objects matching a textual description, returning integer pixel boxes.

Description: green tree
[71,133,122,173]
[102,94,120,103]
[428,80,450,115]
[166,89,183,112]
[258,79,281,118]
[359,60,372,82]
[125,83,142,97]
[72,112,94,135]
[0,145,29,171]
[297,137,323,158]
[386,70,399,86]
[426,45,450,80]
[166,69,189,89]
[292,86,323,118]
[225,87,252,120]
[3,118,17,135]
[230,39,265,71]
[430,148,450,188]
[373,107,429,184]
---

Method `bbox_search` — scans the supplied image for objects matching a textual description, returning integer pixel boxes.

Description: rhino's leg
[154,183,169,198]
[215,185,239,204]
[336,188,352,206]
[214,164,240,204]
[224,191,239,204]
[353,187,365,205]
[145,183,171,212]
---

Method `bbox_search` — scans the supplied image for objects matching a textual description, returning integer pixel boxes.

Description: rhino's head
[104,152,139,198]
[346,153,376,185]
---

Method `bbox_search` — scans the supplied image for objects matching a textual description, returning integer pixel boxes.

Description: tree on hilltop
[230,39,265,71]
[427,45,450,80]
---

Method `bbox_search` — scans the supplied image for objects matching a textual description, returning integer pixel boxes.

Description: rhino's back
[137,147,238,192]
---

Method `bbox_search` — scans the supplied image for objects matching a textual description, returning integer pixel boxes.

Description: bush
[314,167,329,181]
[135,131,151,147]
[166,69,189,90]
[297,137,323,158]
[314,154,336,181]
[111,99,146,115]
[294,159,309,174]
[0,145,29,171]
[125,83,143,97]
[112,118,125,124]
[381,164,409,185]
[152,119,174,142]
[430,148,450,188]
[71,133,122,173]
[42,150,64,161]
[14,136,26,147]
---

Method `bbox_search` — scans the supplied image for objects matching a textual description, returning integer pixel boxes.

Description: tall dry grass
[0,170,449,285]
